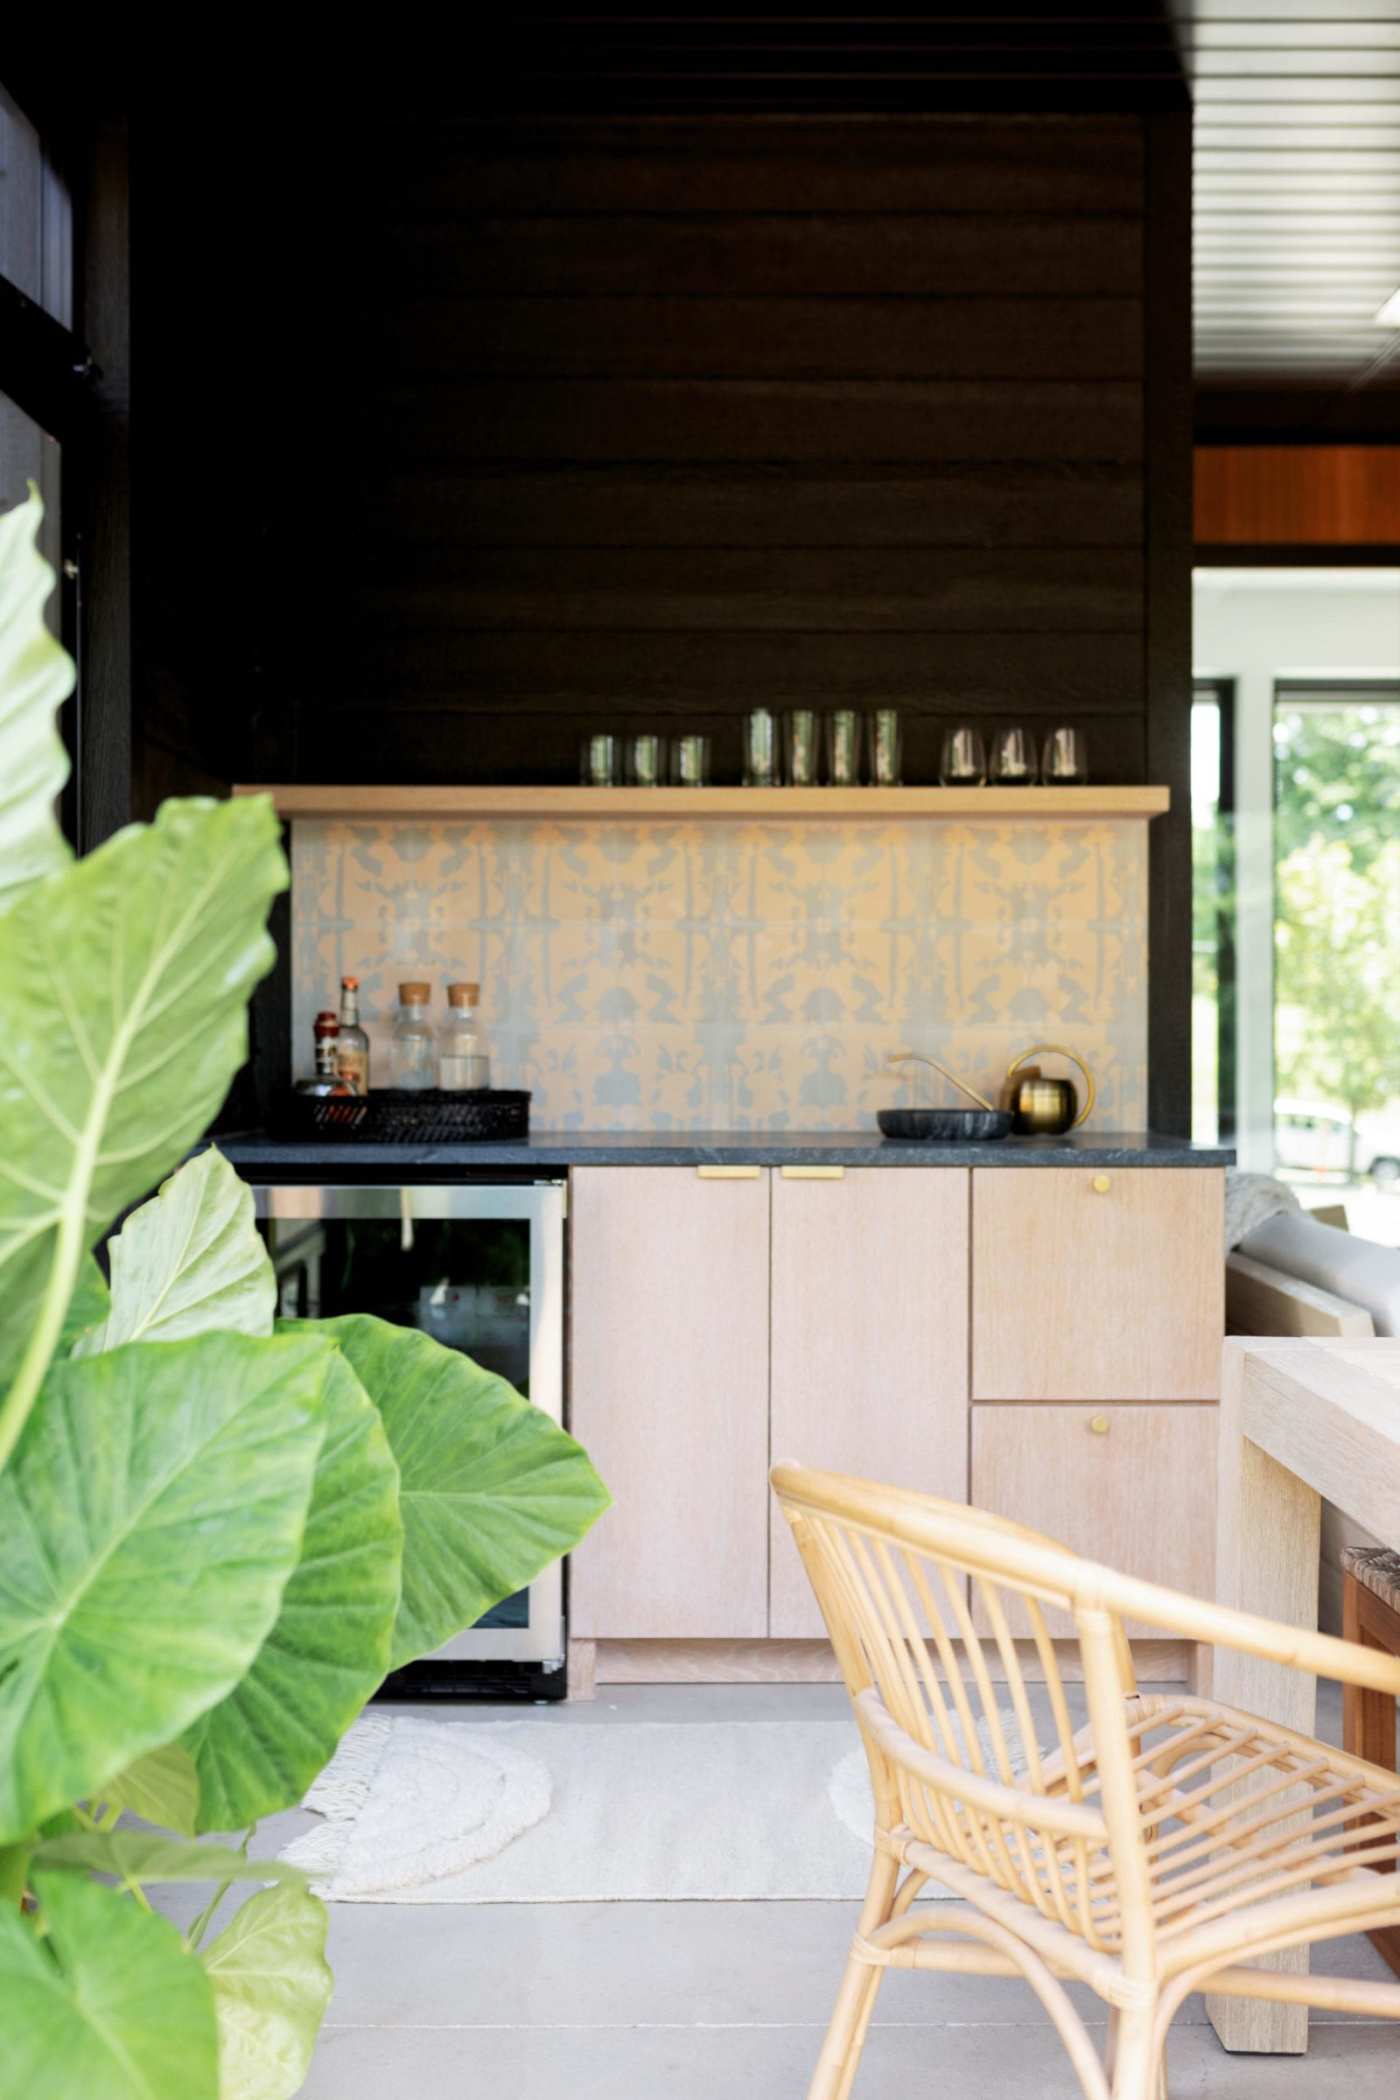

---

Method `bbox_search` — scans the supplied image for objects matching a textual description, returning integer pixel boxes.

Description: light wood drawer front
[971,1404,1218,1636]
[769,1168,970,1637]
[972,1168,1224,1401]
[569,1167,771,1639]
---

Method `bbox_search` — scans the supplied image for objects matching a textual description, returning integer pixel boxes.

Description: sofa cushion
[1239,1210,1400,1340]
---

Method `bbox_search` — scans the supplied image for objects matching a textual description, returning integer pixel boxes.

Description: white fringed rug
[278,1716,963,1905]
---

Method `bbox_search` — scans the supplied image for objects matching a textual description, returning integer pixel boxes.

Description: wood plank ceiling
[1169,0,1400,435]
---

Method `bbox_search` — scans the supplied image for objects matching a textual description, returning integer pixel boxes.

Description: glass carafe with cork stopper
[390,982,436,1090]
[439,981,491,1091]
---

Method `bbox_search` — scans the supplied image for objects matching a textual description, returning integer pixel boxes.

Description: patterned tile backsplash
[290,817,1147,1130]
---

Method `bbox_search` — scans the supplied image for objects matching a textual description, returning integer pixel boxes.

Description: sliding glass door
[1193,571,1400,1243]
[1272,684,1400,1223]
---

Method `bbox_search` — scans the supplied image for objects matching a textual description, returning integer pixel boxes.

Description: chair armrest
[1099,1568,1400,1701]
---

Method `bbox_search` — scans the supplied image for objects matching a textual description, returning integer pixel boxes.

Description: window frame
[1191,676,1238,1147]
[0,79,94,846]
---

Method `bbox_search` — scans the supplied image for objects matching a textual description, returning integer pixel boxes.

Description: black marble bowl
[877,1107,1013,1142]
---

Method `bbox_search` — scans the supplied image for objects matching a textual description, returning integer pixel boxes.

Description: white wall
[1193,568,1400,1171]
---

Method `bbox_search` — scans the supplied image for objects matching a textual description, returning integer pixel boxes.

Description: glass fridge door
[254,1184,566,1663]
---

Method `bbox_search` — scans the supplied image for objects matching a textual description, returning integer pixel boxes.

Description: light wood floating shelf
[234,784,1170,822]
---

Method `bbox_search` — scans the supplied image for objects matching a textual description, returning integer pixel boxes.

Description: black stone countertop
[217,1129,1233,1172]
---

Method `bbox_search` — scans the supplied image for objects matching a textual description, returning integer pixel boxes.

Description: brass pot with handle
[1004,1044,1096,1135]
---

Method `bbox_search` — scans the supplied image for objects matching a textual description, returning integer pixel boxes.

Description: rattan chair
[773,1464,1400,2100]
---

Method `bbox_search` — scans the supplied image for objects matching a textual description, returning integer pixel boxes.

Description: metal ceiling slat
[1175,0,1400,392]
[1185,24,1400,50]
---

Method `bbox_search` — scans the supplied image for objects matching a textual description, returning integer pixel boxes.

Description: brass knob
[1092,1174,1111,1194]
[1088,1415,1111,1436]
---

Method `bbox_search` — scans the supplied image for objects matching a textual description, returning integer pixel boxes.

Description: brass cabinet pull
[1088,1414,1111,1436]
[1091,1174,1111,1195]
[780,1165,846,1180]
[696,1165,762,1180]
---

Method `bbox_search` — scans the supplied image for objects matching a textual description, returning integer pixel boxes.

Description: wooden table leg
[1344,1581,1400,1980]
[1207,1344,1322,2055]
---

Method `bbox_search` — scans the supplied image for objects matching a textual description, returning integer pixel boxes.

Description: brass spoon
[887,1050,998,1116]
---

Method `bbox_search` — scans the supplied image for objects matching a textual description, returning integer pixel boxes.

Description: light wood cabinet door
[971,1404,1218,1635]
[569,1167,771,1638]
[769,1167,970,1637]
[971,1168,1224,1401]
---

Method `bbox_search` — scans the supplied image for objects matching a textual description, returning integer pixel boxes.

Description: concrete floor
[192,1682,1400,2098]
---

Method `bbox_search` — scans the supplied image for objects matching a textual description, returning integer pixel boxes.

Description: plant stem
[0,1843,33,1909]
[184,1877,233,1952]
[185,1827,253,1952]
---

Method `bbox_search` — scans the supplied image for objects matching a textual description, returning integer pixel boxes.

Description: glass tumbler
[1042,724,1089,786]
[939,725,987,787]
[825,709,862,787]
[867,708,903,787]
[990,725,1038,786]
[785,709,820,788]
[625,732,667,788]
[671,733,711,787]
[743,708,780,786]
[579,732,620,787]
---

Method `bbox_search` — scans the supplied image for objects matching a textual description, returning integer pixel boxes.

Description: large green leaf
[76,1146,275,1357]
[184,1349,402,1831]
[59,1253,111,1355]
[306,1314,609,1670]
[0,1869,218,2100]
[103,1744,200,1837]
[0,1330,331,1843]
[0,792,287,1459]
[204,1885,333,2100]
[33,1831,307,1887]
[0,490,73,915]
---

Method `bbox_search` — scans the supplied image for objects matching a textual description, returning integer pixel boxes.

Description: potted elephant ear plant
[0,489,609,2100]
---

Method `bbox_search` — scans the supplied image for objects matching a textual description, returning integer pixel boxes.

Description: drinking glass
[785,709,820,788]
[625,732,667,787]
[825,709,862,787]
[579,732,620,787]
[671,733,711,787]
[1042,724,1089,786]
[743,708,780,787]
[990,725,1038,786]
[939,725,987,787]
[867,708,902,787]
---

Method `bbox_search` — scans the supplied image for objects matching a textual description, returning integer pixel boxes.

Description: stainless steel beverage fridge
[253,1179,567,1696]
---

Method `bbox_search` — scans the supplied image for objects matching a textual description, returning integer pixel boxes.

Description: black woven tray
[278,1089,530,1143]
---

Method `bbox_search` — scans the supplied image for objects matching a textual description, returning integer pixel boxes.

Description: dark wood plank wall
[135,97,1193,1130]
[299,114,1152,792]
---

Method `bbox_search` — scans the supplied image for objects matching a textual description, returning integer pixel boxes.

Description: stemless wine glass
[579,732,620,787]
[939,725,987,787]
[1042,724,1089,786]
[671,733,711,787]
[867,709,902,787]
[626,732,667,787]
[990,725,1038,786]
[826,709,862,787]
[785,709,820,788]
[743,708,781,786]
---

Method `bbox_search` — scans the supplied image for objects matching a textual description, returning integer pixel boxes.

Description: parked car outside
[1274,1098,1400,1185]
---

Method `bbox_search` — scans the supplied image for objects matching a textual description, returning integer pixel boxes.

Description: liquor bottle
[439,981,491,1090]
[335,976,371,1095]
[390,982,436,1090]
[294,1010,350,1096]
